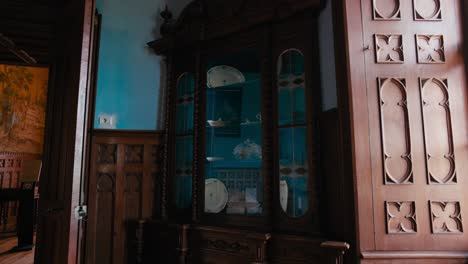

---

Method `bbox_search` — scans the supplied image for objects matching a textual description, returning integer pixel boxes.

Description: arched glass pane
[277,49,308,217]
[174,72,195,209]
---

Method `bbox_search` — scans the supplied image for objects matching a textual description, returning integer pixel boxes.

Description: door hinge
[74,205,87,220]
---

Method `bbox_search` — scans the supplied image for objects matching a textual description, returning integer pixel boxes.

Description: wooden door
[34,0,96,263]
[341,0,468,262]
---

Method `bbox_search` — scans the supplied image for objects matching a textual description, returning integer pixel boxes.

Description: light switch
[98,113,117,129]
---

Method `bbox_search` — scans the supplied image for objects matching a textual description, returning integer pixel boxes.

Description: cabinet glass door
[277,49,309,217]
[174,72,195,209]
[204,48,263,216]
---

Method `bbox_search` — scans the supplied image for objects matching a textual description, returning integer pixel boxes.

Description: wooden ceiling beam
[0,33,37,65]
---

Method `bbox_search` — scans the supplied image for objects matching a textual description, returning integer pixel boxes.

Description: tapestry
[0,64,49,154]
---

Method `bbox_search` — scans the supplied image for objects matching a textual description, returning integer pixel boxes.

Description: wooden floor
[0,236,34,264]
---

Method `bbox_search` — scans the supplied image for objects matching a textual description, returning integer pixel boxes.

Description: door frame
[34,0,97,263]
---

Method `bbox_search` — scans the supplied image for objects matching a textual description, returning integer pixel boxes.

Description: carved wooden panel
[357,0,468,255]
[125,172,143,219]
[372,0,401,21]
[420,78,456,184]
[86,131,163,264]
[191,226,270,264]
[378,78,413,184]
[374,34,404,64]
[430,201,463,234]
[416,34,445,63]
[125,144,144,164]
[413,0,442,21]
[97,144,117,164]
[95,173,116,264]
[385,201,417,234]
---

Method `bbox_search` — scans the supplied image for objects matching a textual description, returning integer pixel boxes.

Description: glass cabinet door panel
[277,49,306,126]
[176,73,195,134]
[278,127,308,217]
[204,48,263,216]
[175,136,193,208]
[277,49,309,217]
[175,72,195,209]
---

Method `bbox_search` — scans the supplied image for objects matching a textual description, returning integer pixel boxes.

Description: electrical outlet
[98,113,116,129]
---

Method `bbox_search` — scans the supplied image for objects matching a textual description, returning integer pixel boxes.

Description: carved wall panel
[125,172,143,219]
[385,201,417,234]
[358,0,468,255]
[378,78,413,184]
[413,0,442,21]
[419,78,456,184]
[430,201,463,233]
[373,0,401,20]
[374,34,404,63]
[97,144,117,164]
[87,132,163,264]
[125,144,144,164]
[96,172,116,264]
[416,34,445,63]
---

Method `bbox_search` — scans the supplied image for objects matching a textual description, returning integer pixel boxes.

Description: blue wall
[94,0,163,130]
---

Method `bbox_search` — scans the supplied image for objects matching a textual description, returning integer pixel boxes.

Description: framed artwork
[0,64,49,154]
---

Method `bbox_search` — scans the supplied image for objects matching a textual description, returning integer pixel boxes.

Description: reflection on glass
[174,73,195,209]
[277,49,308,217]
[204,48,263,216]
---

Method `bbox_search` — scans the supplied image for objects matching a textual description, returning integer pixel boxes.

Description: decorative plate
[280,180,288,212]
[205,178,228,213]
[207,65,245,88]
[207,117,226,127]
[206,157,224,162]
[233,139,262,160]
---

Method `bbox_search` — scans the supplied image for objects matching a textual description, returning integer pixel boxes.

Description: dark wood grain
[33,1,97,263]
[339,0,468,262]
[85,130,163,264]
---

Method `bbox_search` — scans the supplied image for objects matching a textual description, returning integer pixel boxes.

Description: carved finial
[161,5,173,20]
[160,5,174,36]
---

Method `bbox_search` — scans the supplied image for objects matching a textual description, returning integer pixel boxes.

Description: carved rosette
[419,78,456,184]
[125,144,144,164]
[97,144,117,164]
[373,0,401,20]
[413,0,442,21]
[6,159,14,168]
[385,201,417,234]
[378,78,413,185]
[430,201,463,233]
[416,35,445,64]
[374,34,404,64]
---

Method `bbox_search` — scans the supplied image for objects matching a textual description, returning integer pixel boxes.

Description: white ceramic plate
[280,180,288,212]
[206,157,224,162]
[207,65,245,88]
[205,178,228,213]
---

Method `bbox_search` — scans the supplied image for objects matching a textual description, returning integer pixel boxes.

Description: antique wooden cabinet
[143,0,350,263]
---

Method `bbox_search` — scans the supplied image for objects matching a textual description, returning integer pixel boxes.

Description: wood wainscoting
[85,130,163,264]
[0,152,41,234]
[336,0,468,262]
